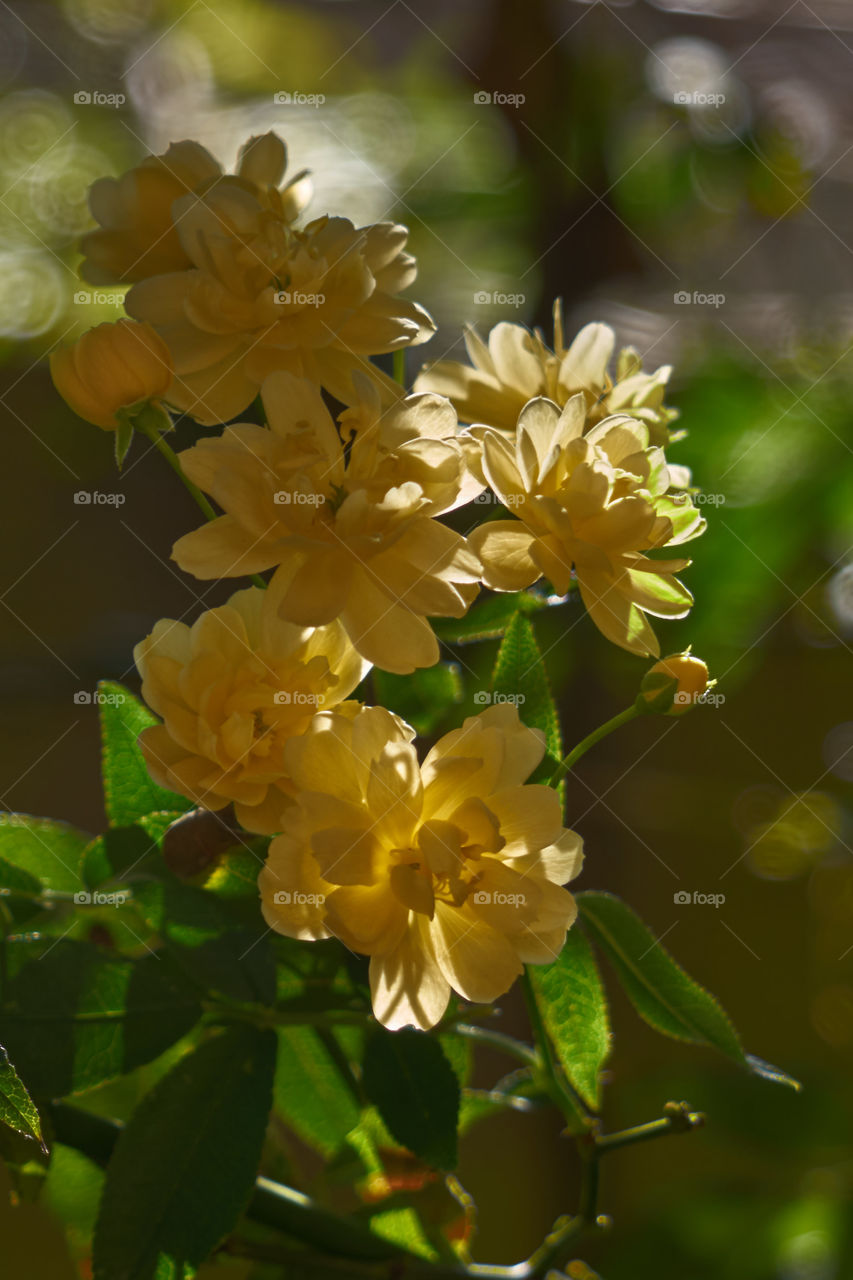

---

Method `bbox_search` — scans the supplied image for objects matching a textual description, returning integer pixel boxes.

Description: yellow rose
[171,372,481,674]
[49,319,173,430]
[133,577,366,834]
[123,180,434,424]
[80,132,310,285]
[260,703,584,1030]
[469,396,705,657]
[415,299,677,446]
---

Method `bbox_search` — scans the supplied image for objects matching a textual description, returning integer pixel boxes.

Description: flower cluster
[416,299,678,446]
[50,127,712,1028]
[469,396,704,656]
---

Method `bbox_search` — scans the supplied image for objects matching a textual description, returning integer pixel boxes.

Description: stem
[393,348,407,388]
[454,1024,539,1069]
[133,407,217,522]
[549,704,645,788]
[203,998,369,1030]
[596,1106,705,1155]
[133,406,268,591]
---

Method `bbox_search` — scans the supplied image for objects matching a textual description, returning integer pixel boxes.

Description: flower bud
[640,651,710,715]
[50,319,173,430]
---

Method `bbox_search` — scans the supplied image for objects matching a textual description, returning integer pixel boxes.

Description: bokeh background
[2,0,853,1276]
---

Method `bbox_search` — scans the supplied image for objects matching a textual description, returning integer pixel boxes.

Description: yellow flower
[123,172,434,424]
[469,396,705,657]
[133,577,365,834]
[81,132,310,285]
[49,319,173,430]
[642,651,710,714]
[171,372,481,674]
[415,299,677,446]
[259,703,583,1030]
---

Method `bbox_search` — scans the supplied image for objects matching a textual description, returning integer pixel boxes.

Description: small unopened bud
[639,651,710,715]
[50,318,173,431]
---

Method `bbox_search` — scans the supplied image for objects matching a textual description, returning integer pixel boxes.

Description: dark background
[1,0,852,1275]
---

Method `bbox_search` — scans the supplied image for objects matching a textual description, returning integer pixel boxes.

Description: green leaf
[132,873,274,1002]
[0,941,202,1097]
[0,1043,45,1149]
[173,929,276,1005]
[529,927,611,1109]
[362,1029,459,1171]
[0,856,42,898]
[373,663,462,735]
[273,1026,361,1156]
[98,681,192,827]
[439,1033,473,1087]
[577,892,745,1064]
[490,612,562,777]
[0,813,89,894]
[93,1024,276,1280]
[114,411,134,469]
[81,812,184,888]
[433,589,552,645]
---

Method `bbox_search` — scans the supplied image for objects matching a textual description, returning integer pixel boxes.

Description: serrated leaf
[362,1029,459,1171]
[373,663,462,735]
[433,590,551,645]
[273,1026,361,1156]
[438,1033,473,1087]
[0,1043,44,1149]
[93,1024,276,1280]
[0,940,202,1097]
[81,812,184,888]
[490,612,562,776]
[98,681,192,827]
[0,813,88,894]
[578,892,745,1064]
[530,928,611,1109]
